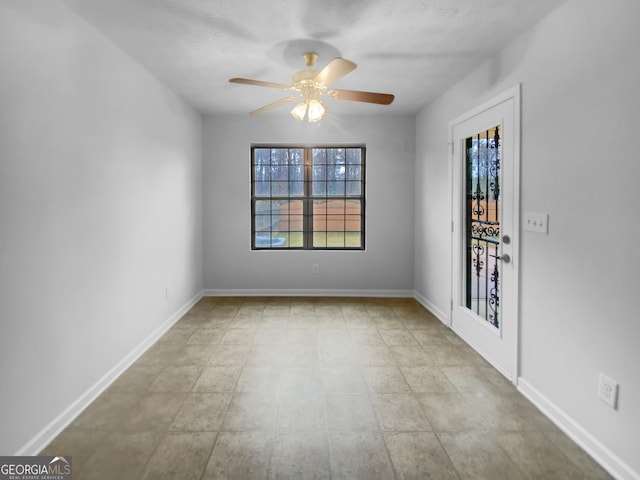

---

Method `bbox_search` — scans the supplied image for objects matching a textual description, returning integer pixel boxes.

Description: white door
[450,86,520,382]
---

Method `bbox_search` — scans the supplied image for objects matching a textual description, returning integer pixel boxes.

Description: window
[252,145,365,250]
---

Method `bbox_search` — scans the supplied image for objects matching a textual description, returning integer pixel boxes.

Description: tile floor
[41,297,613,479]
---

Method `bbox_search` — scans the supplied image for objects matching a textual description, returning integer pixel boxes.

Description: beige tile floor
[41,297,613,480]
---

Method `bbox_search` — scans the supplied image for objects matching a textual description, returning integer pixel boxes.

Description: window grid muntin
[251,145,365,250]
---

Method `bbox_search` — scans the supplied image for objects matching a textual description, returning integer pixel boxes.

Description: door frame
[448,84,521,384]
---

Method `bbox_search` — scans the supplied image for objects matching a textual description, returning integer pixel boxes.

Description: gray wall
[414,0,640,476]
[0,1,203,455]
[203,114,416,294]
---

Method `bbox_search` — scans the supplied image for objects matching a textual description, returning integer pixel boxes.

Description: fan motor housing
[292,69,319,84]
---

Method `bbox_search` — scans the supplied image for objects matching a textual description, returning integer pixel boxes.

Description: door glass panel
[465,126,501,328]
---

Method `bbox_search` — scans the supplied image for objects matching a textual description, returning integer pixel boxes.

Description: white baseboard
[16,291,203,456]
[518,378,639,480]
[203,288,415,298]
[412,291,449,325]
[23,289,636,480]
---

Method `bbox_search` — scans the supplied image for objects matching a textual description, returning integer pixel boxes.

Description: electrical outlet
[523,211,548,234]
[598,373,618,409]
[165,285,170,301]
[312,264,320,274]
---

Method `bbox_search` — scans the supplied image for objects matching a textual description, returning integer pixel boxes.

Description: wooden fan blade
[314,58,357,87]
[328,89,395,105]
[250,96,300,116]
[229,78,291,90]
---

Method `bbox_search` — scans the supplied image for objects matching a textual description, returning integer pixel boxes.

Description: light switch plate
[523,211,548,234]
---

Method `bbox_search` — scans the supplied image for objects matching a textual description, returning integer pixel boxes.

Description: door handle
[499,253,511,264]
[502,235,511,245]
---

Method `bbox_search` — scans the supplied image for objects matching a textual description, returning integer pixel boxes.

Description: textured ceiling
[61,0,564,116]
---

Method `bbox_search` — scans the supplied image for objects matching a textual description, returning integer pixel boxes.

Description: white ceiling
[61,0,564,116]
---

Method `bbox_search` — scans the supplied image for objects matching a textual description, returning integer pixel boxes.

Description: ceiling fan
[229,52,394,122]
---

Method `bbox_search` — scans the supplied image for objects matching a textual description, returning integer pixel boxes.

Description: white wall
[0,1,203,455]
[415,0,640,477]
[203,114,415,294]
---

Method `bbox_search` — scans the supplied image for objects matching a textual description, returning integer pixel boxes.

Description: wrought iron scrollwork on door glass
[465,126,501,328]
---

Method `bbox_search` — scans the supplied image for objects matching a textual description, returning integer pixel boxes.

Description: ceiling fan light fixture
[291,101,308,121]
[307,98,327,122]
[230,51,393,120]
